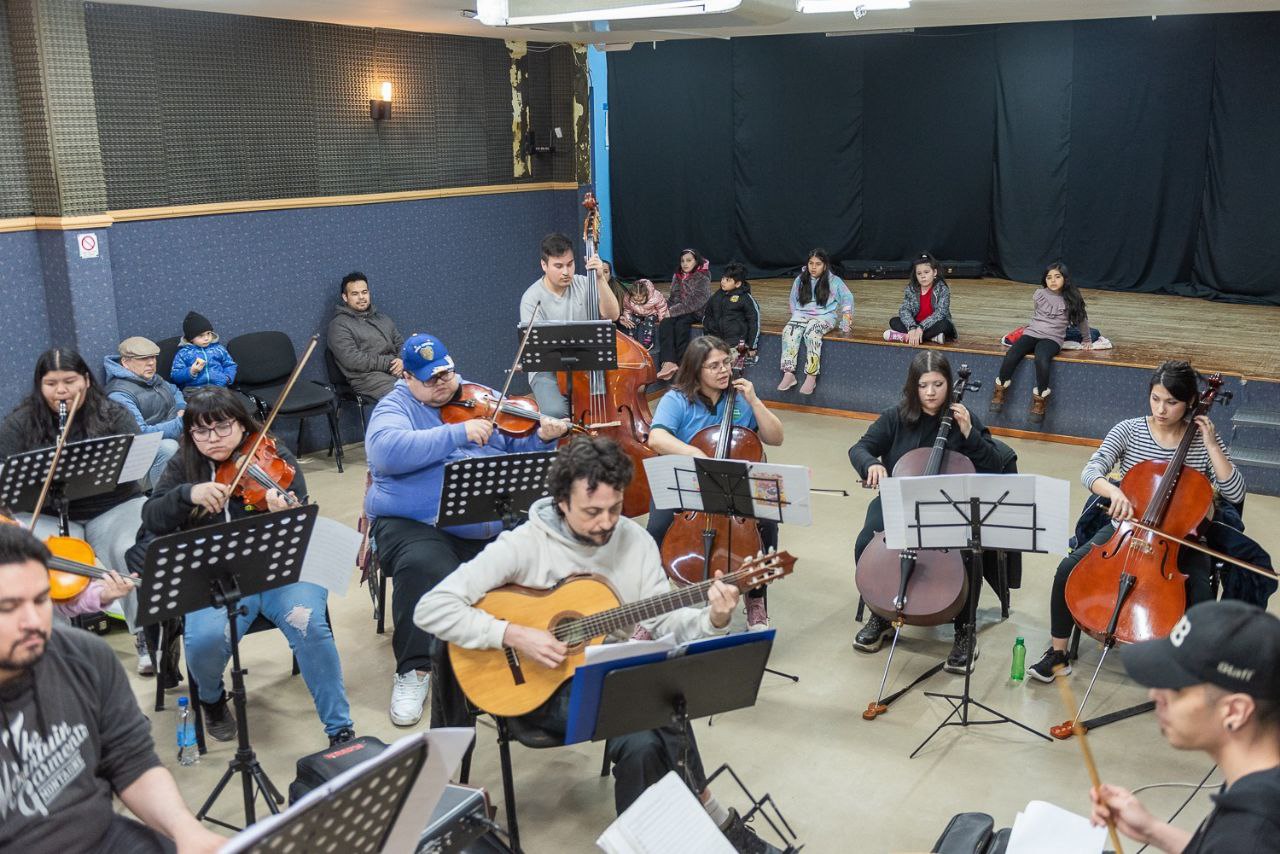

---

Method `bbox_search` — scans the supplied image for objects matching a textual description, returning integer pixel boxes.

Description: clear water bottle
[177,696,198,766]
[1011,636,1027,682]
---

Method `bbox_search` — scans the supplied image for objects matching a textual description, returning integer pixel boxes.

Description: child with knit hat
[171,311,238,392]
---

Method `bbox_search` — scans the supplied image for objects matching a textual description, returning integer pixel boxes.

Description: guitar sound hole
[551,614,588,649]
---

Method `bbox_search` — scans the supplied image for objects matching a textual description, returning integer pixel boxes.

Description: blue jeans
[184,581,352,735]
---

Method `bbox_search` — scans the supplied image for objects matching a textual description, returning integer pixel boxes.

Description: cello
[855,364,980,719]
[556,194,658,517]
[660,343,765,586]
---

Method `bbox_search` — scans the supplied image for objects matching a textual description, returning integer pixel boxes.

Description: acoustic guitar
[448,550,796,717]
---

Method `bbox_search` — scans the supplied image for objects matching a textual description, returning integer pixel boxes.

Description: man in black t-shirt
[0,525,223,853]
[1090,600,1280,853]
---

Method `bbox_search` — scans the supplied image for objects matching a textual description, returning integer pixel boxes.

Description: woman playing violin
[849,351,1015,671]
[0,348,148,661]
[140,387,356,747]
[1027,360,1275,683]
[646,336,784,628]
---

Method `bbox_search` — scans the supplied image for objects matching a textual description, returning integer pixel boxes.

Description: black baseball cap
[1122,600,1280,701]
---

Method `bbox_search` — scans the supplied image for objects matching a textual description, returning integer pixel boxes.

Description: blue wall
[0,231,51,410]
[0,189,579,451]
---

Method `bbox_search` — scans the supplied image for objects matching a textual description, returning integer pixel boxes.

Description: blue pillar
[588,46,615,266]
[38,229,121,377]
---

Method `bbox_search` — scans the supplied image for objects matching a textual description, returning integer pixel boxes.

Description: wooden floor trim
[767,399,1104,448]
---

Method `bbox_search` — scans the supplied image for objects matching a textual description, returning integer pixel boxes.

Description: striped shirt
[1082,417,1245,505]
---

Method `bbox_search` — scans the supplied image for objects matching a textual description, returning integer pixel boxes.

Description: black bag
[288,736,388,804]
[932,812,995,853]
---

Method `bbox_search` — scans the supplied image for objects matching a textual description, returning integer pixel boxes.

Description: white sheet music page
[1006,800,1106,854]
[117,432,163,484]
[597,771,737,854]
[298,516,361,596]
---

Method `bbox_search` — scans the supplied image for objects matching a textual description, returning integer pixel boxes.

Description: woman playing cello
[1027,360,1275,683]
[646,336,784,628]
[850,351,1015,672]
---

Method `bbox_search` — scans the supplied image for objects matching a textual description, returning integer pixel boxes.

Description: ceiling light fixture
[476,0,739,26]
[796,0,909,14]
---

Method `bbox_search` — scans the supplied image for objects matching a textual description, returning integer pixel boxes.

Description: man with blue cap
[364,333,570,727]
[1090,600,1280,852]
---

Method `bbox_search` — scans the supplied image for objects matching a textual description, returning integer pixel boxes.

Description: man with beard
[0,524,223,853]
[327,271,406,400]
[416,436,780,853]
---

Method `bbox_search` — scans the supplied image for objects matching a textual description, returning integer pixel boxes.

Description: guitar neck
[554,567,753,642]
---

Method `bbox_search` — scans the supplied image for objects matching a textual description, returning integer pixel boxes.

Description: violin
[1064,374,1228,648]
[660,343,766,586]
[214,432,300,510]
[1,506,135,601]
[440,382,593,438]
[556,194,659,516]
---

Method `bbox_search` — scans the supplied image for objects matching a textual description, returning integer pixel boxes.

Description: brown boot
[989,379,1010,413]
[1030,387,1051,424]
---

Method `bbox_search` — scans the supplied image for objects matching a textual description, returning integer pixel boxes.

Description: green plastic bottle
[1011,636,1026,681]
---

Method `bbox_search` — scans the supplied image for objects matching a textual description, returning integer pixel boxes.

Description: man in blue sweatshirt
[365,333,570,726]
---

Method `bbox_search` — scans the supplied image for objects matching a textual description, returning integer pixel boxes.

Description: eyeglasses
[702,359,733,373]
[190,420,236,441]
[422,369,455,388]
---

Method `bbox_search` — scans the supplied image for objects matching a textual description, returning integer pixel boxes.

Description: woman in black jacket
[140,387,354,747]
[848,350,1012,671]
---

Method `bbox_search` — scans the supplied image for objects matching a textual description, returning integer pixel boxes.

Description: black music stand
[137,505,319,832]
[517,320,617,425]
[893,480,1053,757]
[585,633,800,853]
[666,457,797,684]
[1,435,135,536]
[436,452,557,531]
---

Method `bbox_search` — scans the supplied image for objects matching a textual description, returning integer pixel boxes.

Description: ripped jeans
[183,581,352,735]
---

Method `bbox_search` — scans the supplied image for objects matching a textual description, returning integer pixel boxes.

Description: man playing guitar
[416,436,781,854]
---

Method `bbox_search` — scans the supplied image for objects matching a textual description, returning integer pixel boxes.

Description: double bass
[660,343,765,586]
[855,365,979,719]
[556,194,657,516]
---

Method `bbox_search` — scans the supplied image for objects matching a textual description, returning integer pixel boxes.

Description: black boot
[945,624,980,674]
[201,694,237,742]
[853,613,893,652]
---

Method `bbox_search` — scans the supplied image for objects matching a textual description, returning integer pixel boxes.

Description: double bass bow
[556,194,658,517]
[856,365,980,720]
[660,342,765,586]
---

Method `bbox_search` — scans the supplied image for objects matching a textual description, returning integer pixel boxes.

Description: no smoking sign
[78,232,99,259]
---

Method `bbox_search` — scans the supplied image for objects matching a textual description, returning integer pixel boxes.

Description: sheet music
[116,432,162,484]
[642,455,812,525]
[298,516,361,597]
[586,636,677,665]
[880,473,1070,554]
[1006,800,1106,854]
[597,771,737,854]
[383,728,477,852]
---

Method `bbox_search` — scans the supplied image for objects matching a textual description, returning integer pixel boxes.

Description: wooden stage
[750,277,1280,382]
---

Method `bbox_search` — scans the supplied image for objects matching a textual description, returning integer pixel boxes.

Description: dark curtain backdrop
[608,14,1280,304]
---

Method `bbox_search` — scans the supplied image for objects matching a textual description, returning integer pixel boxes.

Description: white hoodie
[415,497,728,649]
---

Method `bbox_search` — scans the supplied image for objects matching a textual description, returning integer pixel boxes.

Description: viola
[1064,374,1227,648]
[555,193,658,517]
[214,432,300,510]
[660,343,766,586]
[440,382,593,438]
[1,506,135,601]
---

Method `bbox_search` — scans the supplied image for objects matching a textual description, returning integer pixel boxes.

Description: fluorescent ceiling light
[477,0,739,26]
[797,0,909,13]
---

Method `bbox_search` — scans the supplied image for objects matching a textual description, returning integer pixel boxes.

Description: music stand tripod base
[138,505,319,831]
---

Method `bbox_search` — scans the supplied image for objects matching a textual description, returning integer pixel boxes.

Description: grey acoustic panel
[523,43,578,184]
[308,23,381,196]
[0,4,35,217]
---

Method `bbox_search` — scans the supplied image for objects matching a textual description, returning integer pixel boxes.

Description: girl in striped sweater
[1027,361,1275,682]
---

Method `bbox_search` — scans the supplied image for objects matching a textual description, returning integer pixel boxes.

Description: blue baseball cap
[401,333,455,382]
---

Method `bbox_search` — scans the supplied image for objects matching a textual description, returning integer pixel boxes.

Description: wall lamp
[370,81,392,121]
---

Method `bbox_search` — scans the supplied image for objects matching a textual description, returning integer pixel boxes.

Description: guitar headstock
[729,550,797,591]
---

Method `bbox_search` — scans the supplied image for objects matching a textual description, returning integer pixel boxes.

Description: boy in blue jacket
[171,311,237,393]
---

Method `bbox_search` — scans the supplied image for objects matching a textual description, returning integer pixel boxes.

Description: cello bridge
[1128,539,1154,556]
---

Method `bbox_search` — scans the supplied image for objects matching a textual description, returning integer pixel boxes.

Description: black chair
[226,331,345,472]
[156,335,182,385]
[323,346,375,429]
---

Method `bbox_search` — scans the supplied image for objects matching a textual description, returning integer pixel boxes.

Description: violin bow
[27,390,83,530]
[1125,520,1277,582]
[212,334,319,510]
[1053,666,1125,854]
[488,302,542,431]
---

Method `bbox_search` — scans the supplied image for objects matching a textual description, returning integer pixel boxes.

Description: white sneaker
[135,632,155,676]
[389,671,430,726]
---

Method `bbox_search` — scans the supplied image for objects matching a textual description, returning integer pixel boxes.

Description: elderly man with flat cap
[1090,600,1280,853]
[103,336,185,488]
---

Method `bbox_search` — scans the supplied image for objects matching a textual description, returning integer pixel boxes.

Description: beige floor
[112,410,1280,853]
